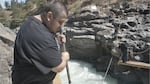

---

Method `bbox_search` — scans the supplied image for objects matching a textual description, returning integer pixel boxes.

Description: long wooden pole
[61,28,71,84]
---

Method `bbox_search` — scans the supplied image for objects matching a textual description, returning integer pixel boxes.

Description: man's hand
[62,51,70,61]
[51,51,70,73]
[56,33,66,44]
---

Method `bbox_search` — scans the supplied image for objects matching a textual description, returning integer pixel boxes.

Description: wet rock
[67,35,97,61]
[65,1,150,84]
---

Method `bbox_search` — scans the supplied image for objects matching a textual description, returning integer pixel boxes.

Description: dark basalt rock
[65,1,150,84]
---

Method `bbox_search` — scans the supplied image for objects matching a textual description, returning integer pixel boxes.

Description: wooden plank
[118,60,150,69]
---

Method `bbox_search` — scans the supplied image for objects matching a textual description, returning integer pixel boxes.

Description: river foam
[59,60,117,84]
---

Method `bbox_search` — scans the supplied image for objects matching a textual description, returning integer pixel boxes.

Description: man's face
[46,11,67,33]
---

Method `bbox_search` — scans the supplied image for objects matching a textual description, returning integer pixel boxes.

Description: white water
[59,60,118,84]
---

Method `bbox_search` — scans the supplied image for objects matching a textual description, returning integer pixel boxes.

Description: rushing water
[59,60,118,84]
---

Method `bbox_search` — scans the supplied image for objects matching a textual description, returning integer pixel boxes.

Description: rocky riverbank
[65,1,150,84]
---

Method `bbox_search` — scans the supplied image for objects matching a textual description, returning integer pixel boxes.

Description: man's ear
[47,12,53,21]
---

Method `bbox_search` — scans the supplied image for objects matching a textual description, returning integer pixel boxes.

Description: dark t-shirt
[12,16,62,84]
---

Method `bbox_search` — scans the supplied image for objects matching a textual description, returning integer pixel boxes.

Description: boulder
[0,23,15,84]
[0,23,16,46]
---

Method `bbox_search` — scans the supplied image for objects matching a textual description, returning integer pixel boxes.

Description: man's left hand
[56,33,66,44]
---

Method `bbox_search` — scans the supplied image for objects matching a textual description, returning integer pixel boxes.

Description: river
[59,60,118,84]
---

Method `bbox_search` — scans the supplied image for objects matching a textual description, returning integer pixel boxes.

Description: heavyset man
[12,1,69,84]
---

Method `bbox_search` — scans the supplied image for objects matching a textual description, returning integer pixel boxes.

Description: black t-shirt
[12,16,62,84]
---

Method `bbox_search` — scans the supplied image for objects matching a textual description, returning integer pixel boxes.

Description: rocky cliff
[65,1,150,84]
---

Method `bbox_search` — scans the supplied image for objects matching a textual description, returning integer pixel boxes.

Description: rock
[127,21,136,27]
[67,35,97,61]
[0,23,15,84]
[0,40,13,84]
[0,23,16,46]
[66,27,94,36]
[96,29,114,40]
[80,5,99,14]
[69,12,97,22]
[88,19,105,24]
[65,1,150,84]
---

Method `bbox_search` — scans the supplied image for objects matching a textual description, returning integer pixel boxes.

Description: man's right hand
[51,51,70,73]
[62,51,70,61]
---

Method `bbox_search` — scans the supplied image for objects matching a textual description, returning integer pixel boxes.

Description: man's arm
[51,51,69,73]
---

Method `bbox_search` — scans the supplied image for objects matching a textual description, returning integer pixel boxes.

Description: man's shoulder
[18,16,56,44]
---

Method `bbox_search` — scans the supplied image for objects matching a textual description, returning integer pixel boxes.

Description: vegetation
[0,0,47,29]
[0,0,71,29]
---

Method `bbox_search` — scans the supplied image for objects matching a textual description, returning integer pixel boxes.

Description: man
[12,1,69,84]
[119,43,128,63]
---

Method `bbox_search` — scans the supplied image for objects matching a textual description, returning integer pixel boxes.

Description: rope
[102,56,113,83]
